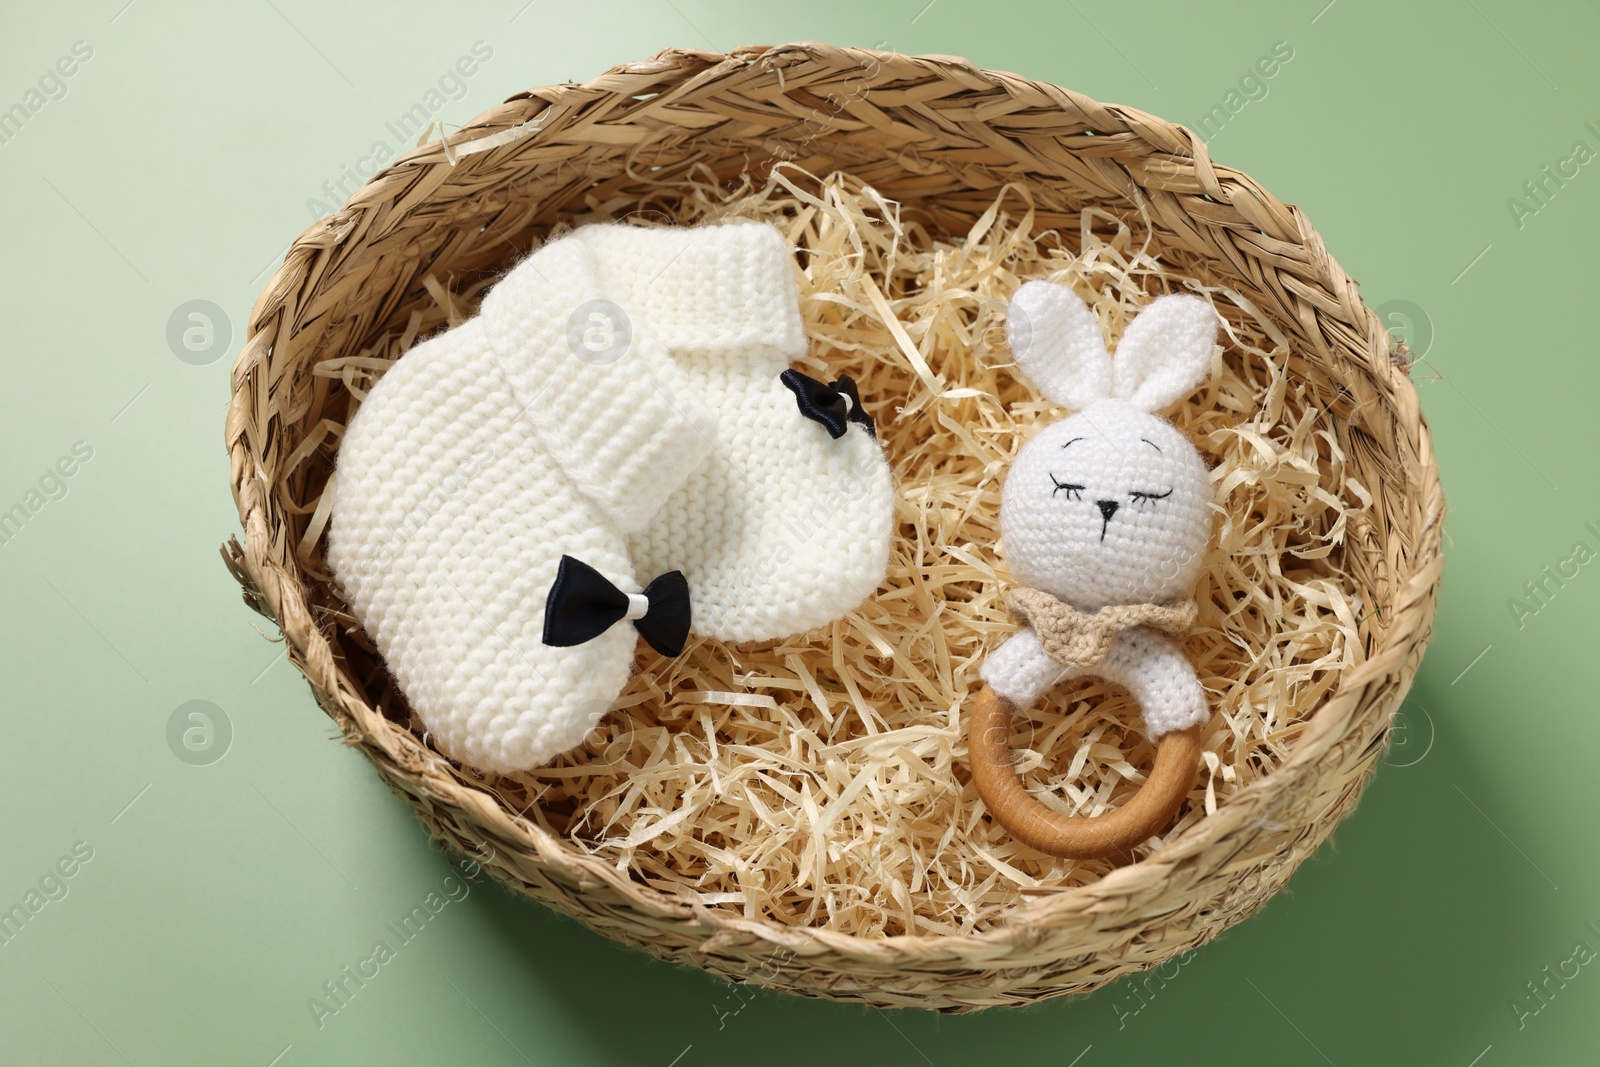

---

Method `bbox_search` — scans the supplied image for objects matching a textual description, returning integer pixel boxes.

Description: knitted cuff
[573,221,806,360]
[479,236,717,535]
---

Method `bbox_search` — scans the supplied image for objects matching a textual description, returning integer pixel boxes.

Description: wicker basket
[224,43,1443,1010]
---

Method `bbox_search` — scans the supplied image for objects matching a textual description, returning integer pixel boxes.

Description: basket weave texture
[224,43,1444,1010]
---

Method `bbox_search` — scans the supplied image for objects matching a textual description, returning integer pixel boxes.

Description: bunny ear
[1110,294,1218,411]
[1005,281,1112,410]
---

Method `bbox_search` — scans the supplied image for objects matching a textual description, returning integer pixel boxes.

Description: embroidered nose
[1095,499,1119,541]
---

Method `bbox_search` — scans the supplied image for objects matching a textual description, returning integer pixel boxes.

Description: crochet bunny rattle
[971,281,1219,859]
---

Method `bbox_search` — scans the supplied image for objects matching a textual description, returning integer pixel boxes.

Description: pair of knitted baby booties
[328,222,895,774]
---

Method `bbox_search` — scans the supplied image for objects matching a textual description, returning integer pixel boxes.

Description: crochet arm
[981,628,1070,708]
[1097,628,1208,739]
[981,626,1208,741]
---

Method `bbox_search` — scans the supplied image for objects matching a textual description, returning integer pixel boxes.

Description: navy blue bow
[542,555,691,657]
[780,370,876,439]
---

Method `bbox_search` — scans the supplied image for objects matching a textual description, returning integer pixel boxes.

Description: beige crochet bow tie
[1005,588,1197,671]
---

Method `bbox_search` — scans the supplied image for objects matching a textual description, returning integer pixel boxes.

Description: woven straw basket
[224,43,1443,1010]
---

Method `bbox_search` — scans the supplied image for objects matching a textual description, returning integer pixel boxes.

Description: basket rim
[225,41,1445,961]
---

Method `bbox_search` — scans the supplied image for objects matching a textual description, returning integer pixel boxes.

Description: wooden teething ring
[969,684,1203,859]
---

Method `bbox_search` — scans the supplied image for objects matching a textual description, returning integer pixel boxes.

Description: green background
[1,0,1593,1063]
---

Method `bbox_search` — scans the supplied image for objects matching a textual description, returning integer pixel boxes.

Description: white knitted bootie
[327,235,715,773]
[573,221,896,643]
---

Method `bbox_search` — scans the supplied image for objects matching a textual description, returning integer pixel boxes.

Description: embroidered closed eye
[1130,488,1173,508]
[1050,475,1085,501]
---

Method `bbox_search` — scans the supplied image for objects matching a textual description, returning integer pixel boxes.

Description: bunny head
[1000,281,1218,611]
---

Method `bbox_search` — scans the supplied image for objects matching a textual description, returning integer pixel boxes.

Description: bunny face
[999,281,1219,610]
[1001,399,1210,609]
